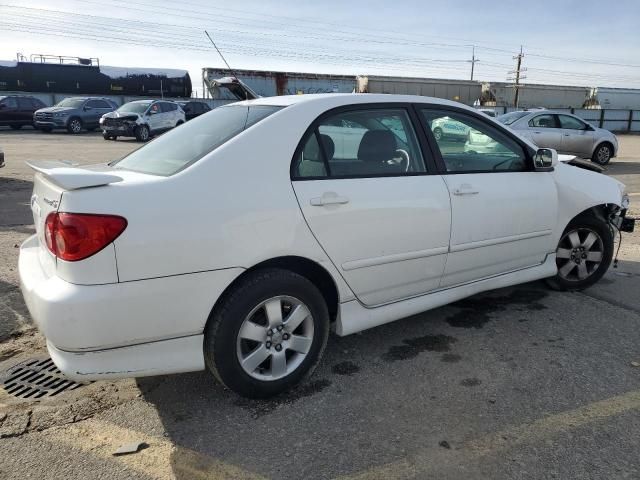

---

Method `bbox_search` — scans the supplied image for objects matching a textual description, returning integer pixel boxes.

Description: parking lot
[1,129,640,479]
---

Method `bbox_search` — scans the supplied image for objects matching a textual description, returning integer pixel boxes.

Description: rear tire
[546,215,613,291]
[204,268,330,398]
[135,125,150,142]
[592,143,612,165]
[9,124,22,130]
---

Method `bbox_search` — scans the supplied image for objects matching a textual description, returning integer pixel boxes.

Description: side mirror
[534,148,558,170]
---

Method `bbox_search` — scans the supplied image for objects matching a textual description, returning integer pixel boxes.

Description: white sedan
[19,94,633,398]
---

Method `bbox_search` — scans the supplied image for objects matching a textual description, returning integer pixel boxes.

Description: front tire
[592,143,612,165]
[67,118,83,134]
[204,268,330,398]
[135,125,150,142]
[546,215,613,291]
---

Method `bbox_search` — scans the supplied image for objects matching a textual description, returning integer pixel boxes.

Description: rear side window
[293,108,426,179]
[160,102,178,112]
[31,98,46,109]
[111,105,282,176]
[0,97,17,108]
[558,114,587,130]
[86,99,111,109]
[18,97,33,109]
[529,114,558,128]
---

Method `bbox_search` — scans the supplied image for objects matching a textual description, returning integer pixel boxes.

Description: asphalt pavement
[0,129,639,479]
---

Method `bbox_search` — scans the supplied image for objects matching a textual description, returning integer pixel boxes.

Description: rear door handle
[310,193,350,206]
[452,184,479,196]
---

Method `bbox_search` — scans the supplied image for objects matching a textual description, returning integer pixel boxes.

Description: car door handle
[452,184,479,196]
[310,193,350,206]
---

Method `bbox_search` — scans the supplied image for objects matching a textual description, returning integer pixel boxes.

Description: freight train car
[202,68,356,99]
[356,75,482,106]
[488,82,590,109]
[0,59,191,98]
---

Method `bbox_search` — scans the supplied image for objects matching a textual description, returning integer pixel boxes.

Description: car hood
[37,107,76,114]
[102,111,140,120]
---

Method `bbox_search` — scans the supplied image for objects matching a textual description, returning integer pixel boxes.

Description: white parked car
[100,100,185,142]
[20,94,634,398]
[497,110,618,165]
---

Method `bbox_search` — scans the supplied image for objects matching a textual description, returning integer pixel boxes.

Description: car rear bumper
[19,234,244,379]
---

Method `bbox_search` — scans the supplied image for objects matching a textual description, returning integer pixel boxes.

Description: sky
[1,0,640,95]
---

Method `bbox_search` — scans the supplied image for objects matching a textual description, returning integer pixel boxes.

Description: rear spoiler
[26,160,124,190]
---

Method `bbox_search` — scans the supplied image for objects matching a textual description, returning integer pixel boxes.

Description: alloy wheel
[70,119,82,134]
[556,227,604,281]
[236,295,314,381]
[596,146,611,164]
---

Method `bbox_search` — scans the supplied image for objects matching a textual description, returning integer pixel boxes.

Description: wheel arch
[209,256,340,324]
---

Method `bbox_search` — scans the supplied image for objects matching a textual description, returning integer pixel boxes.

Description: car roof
[234,93,479,111]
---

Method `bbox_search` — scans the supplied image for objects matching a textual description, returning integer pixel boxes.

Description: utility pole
[469,45,479,81]
[507,46,526,108]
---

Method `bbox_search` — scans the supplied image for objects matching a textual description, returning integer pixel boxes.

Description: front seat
[356,130,397,174]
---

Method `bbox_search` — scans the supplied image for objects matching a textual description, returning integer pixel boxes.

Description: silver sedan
[497,111,618,165]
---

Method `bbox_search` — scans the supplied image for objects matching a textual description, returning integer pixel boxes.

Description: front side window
[529,114,558,128]
[293,108,426,179]
[421,109,527,173]
[17,97,32,109]
[111,105,282,176]
[558,114,587,130]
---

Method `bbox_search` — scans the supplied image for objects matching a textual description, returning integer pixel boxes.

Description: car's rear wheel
[135,125,150,142]
[9,124,22,130]
[592,143,612,165]
[433,127,443,141]
[67,118,83,134]
[546,215,613,291]
[204,268,330,398]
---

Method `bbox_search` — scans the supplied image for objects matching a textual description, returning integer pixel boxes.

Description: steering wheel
[391,149,411,172]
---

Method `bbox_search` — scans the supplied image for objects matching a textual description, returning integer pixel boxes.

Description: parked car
[20,94,634,398]
[430,115,470,141]
[34,97,117,134]
[100,100,185,141]
[0,95,47,129]
[176,100,211,121]
[497,110,618,165]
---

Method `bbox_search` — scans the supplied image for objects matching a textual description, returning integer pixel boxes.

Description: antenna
[204,30,247,100]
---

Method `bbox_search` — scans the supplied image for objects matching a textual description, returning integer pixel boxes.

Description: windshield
[111,105,283,176]
[118,102,152,114]
[497,111,529,125]
[55,98,86,108]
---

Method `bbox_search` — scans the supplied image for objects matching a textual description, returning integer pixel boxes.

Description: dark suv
[176,100,211,121]
[34,97,117,134]
[0,95,47,129]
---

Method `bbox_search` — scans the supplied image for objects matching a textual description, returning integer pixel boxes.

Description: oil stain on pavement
[331,361,360,376]
[446,288,549,329]
[382,334,458,362]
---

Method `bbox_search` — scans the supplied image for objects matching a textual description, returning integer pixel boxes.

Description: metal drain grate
[1,356,85,400]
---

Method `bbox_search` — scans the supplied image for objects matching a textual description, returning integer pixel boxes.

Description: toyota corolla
[19,94,634,398]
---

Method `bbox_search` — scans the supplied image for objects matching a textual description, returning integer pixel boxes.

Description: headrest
[357,130,396,162]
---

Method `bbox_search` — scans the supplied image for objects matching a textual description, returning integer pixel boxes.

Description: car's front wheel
[204,268,330,398]
[67,118,83,134]
[592,143,612,165]
[546,215,613,291]
[135,125,150,142]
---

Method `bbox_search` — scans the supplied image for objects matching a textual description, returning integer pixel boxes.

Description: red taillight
[44,213,127,262]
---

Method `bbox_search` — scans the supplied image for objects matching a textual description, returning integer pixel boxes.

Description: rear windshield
[111,105,283,176]
[497,111,529,125]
